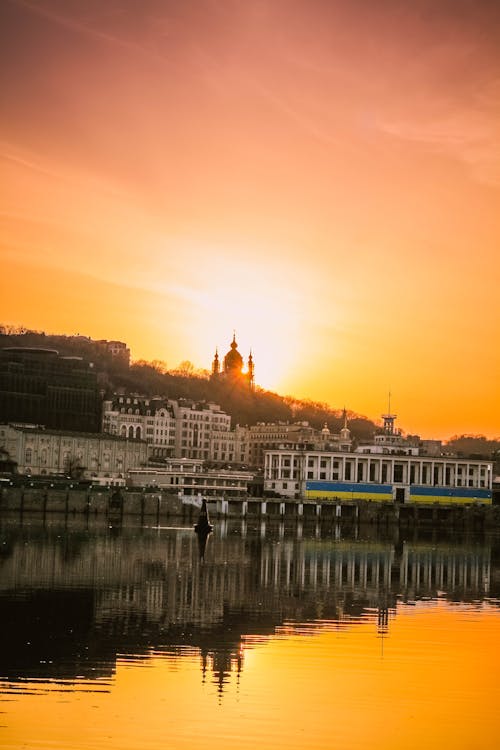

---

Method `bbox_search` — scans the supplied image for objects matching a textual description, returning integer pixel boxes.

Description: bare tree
[64,454,86,480]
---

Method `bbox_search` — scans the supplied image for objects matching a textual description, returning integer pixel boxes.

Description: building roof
[2,423,146,443]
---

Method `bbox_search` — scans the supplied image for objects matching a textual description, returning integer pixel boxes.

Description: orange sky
[1,0,499,439]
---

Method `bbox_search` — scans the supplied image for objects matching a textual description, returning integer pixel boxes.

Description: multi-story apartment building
[173,399,231,460]
[241,420,351,468]
[102,395,235,463]
[102,394,357,469]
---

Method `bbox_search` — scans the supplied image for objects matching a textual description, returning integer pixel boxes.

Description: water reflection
[0,516,498,696]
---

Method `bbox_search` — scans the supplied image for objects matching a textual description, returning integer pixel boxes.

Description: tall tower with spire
[247,350,254,390]
[339,407,352,451]
[211,348,220,377]
[381,392,397,435]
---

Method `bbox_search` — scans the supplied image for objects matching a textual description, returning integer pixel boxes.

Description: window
[394,464,404,483]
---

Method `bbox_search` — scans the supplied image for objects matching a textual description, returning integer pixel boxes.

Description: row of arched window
[120,425,142,439]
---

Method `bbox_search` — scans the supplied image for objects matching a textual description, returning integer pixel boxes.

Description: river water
[1,515,499,750]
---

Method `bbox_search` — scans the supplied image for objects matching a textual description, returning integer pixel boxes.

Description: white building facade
[264,447,493,504]
[102,396,234,462]
[0,424,147,484]
[102,396,358,469]
[127,459,253,498]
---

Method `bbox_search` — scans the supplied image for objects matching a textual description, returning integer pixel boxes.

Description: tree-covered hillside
[0,327,377,438]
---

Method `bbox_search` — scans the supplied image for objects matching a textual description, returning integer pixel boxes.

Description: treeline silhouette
[0,328,377,437]
[446,435,500,461]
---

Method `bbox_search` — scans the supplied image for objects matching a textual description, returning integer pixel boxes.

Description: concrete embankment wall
[1,487,499,527]
[0,487,186,520]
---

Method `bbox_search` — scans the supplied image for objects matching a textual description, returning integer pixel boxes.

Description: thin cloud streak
[8,0,176,66]
[377,103,500,186]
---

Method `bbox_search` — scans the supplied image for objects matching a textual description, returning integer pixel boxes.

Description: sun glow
[151,248,310,392]
[2,0,500,437]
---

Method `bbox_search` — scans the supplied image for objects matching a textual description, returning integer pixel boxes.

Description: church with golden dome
[211,334,254,389]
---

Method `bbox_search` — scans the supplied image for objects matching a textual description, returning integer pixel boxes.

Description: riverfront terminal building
[264,412,493,504]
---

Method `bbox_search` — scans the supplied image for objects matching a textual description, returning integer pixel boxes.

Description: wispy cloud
[377,93,500,186]
[8,0,175,66]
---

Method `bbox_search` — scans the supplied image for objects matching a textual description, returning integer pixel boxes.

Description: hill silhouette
[0,327,377,438]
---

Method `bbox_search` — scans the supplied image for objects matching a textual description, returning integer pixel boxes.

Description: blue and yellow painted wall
[305,481,393,502]
[408,486,492,505]
[304,481,492,504]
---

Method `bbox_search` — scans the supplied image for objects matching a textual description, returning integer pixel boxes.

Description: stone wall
[1,487,499,527]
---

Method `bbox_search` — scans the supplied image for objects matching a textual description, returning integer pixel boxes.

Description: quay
[0,486,499,528]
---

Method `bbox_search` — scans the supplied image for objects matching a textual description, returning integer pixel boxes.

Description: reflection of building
[0,347,101,432]
[0,423,147,482]
[211,334,254,389]
[0,522,495,688]
[399,543,490,598]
